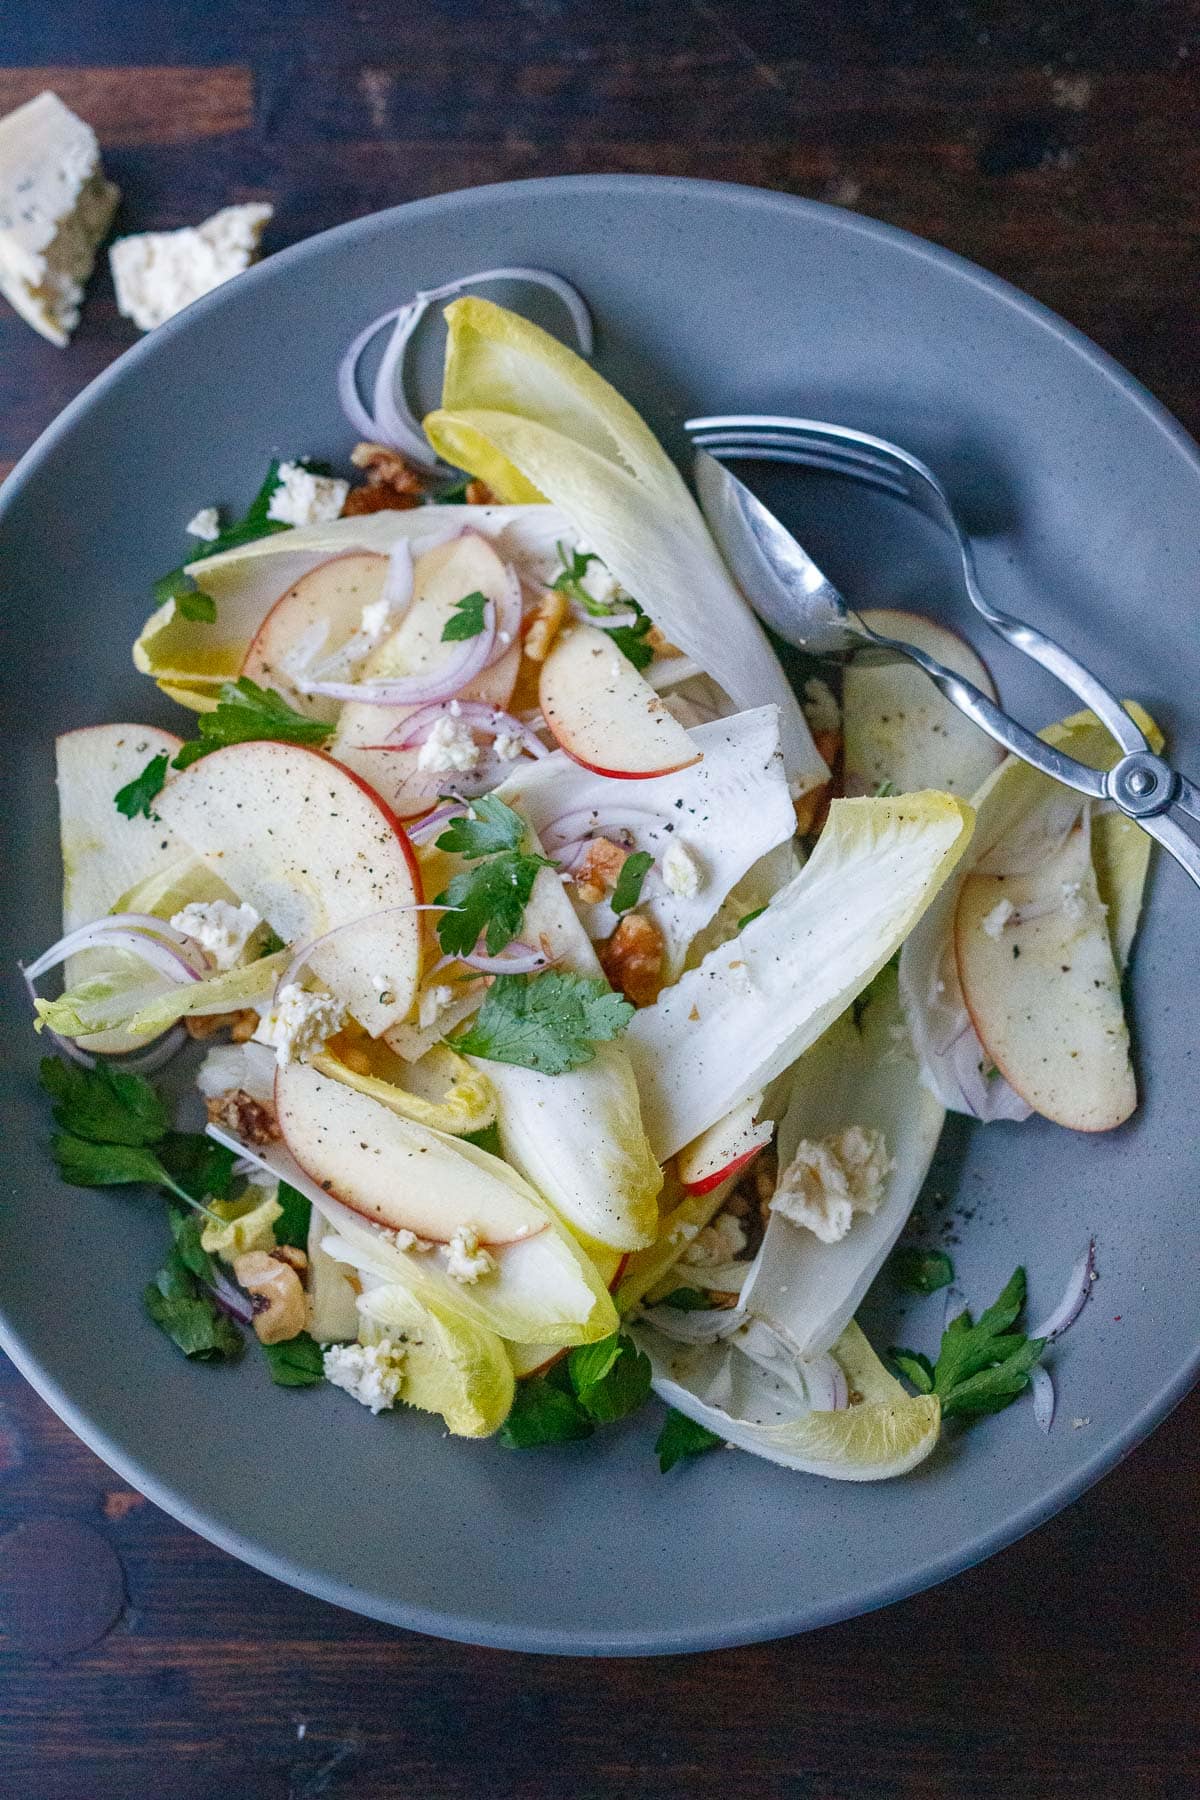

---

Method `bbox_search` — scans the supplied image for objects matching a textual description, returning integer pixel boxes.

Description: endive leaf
[626,792,974,1160]
[637,1318,940,1481]
[424,297,827,793]
[737,965,945,1357]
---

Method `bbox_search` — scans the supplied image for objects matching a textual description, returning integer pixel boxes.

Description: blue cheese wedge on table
[109,202,273,332]
[0,91,119,345]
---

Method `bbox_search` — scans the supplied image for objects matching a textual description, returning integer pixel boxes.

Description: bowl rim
[3,172,1198,1655]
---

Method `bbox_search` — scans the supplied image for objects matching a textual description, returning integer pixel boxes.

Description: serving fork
[688,413,1200,890]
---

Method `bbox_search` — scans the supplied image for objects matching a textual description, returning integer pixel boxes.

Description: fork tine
[691,436,912,500]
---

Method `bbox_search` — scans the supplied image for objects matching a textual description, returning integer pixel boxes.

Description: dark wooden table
[2,5,1198,1795]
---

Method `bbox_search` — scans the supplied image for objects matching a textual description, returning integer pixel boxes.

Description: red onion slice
[406,802,471,843]
[1028,1239,1097,1343]
[338,269,594,470]
[210,1267,257,1326]
[430,939,550,977]
[1030,1364,1056,1433]
[374,699,547,762]
[540,806,670,857]
[24,914,208,983]
[293,599,497,705]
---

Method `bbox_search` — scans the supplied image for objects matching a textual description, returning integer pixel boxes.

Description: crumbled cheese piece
[359,596,391,639]
[267,459,350,528]
[186,505,220,541]
[492,730,525,762]
[576,552,624,608]
[661,840,701,899]
[253,983,347,1067]
[682,1210,747,1266]
[110,202,272,332]
[323,1339,406,1414]
[417,983,456,1030]
[0,92,119,346]
[171,898,261,970]
[982,897,1015,939]
[668,1220,700,1247]
[1061,880,1086,922]
[771,1126,892,1244]
[802,676,841,735]
[445,1224,496,1284]
[1071,1416,1091,1429]
[416,713,480,774]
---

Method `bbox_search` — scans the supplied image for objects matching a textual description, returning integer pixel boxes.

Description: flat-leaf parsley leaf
[441,590,489,641]
[655,1408,723,1472]
[455,971,634,1075]
[114,752,170,820]
[611,850,654,914]
[890,1268,1046,1422]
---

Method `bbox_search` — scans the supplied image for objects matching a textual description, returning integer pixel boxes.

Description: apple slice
[678,1092,773,1195]
[241,552,391,722]
[844,608,1003,799]
[955,817,1135,1131]
[332,529,522,812]
[154,740,422,1032]
[277,1060,548,1246]
[538,623,700,778]
[57,724,185,931]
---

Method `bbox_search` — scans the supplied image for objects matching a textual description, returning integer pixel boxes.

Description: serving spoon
[691,434,1200,890]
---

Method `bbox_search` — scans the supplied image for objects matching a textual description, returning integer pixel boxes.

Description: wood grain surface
[1,3,1198,1794]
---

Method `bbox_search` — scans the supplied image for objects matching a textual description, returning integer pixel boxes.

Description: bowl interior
[1,176,1197,1653]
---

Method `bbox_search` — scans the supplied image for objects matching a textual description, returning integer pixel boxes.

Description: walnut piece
[572,836,628,906]
[598,913,665,1008]
[184,1008,259,1042]
[524,588,568,662]
[204,1089,279,1145]
[233,1250,306,1344]
[464,478,495,505]
[341,440,425,515]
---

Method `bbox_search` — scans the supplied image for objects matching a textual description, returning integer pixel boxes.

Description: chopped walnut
[270,1244,308,1275]
[464,478,495,505]
[341,440,425,515]
[598,912,665,1008]
[572,836,628,905]
[524,588,568,662]
[230,1009,259,1043]
[205,1089,279,1145]
[233,1251,306,1344]
[184,1010,245,1041]
[793,729,841,837]
[645,623,683,658]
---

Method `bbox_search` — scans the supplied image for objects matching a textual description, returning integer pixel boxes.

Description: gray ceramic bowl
[1,176,1197,1655]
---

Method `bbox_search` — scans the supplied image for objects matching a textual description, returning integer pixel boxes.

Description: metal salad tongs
[687,413,1200,891]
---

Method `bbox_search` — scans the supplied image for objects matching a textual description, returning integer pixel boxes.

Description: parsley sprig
[114,678,335,817]
[40,1058,233,1219]
[655,1408,723,1472]
[889,1246,955,1296]
[499,1331,652,1448]
[144,1208,243,1361]
[441,590,489,642]
[890,1269,1046,1420]
[550,543,655,671]
[433,795,551,959]
[153,460,326,616]
[611,850,654,915]
[455,971,634,1075]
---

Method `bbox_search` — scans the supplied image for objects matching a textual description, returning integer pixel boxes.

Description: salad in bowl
[22,283,1159,1478]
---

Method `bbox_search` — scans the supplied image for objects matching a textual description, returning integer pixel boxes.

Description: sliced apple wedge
[154,740,422,1031]
[241,551,391,721]
[955,816,1135,1131]
[539,623,700,778]
[277,1061,547,1245]
[332,529,522,812]
[57,724,185,930]
[844,608,1003,799]
[207,1122,617,1347]
[677,1092,772,1195]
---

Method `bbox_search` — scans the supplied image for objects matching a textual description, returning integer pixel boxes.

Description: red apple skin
[682,1143,766,1197]
[555,746,702,782]
[240,551,390,715]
